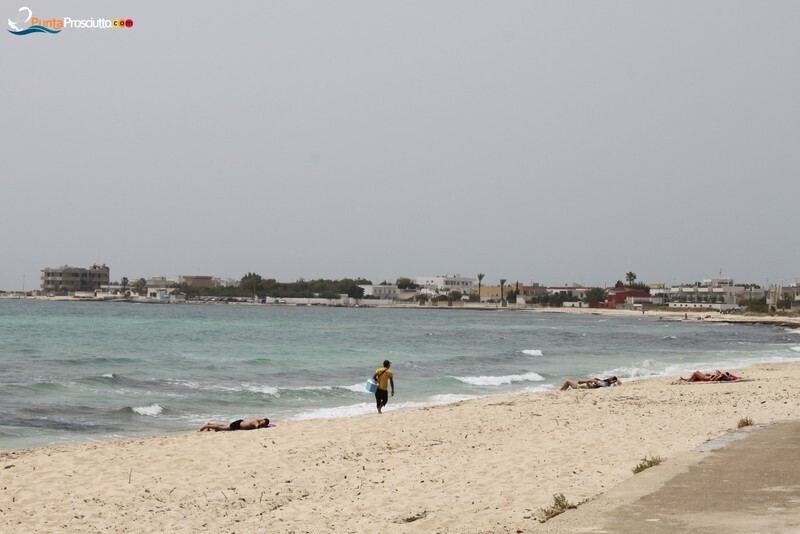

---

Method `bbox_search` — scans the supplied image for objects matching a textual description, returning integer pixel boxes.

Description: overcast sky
[2,1,799,291]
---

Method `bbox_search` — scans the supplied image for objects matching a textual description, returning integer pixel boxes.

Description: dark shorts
[375,388,389,406]
[229,419,243,430]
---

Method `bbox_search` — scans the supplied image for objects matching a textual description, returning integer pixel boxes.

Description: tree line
[175,274,374,300]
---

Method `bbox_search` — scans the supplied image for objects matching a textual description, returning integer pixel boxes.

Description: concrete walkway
[542,420,800,533]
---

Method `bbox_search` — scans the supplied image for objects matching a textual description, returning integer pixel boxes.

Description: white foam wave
[521,349,543,356]
[292,402,375,420]
[133,403,163,416]
[453,372,544,386]
[205,383,280,396]
[163,378,200,389]
[100,373,114,378]
[791,346,800,353]
[242,384,280,396]
[521,383,557,393]
[291,394,482,420]
[343,382,370,393]
[429,393,481,404]
[284,385,333,391]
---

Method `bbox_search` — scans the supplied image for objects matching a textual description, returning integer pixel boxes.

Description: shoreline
[2,302,799,454]
[2,362,799,532]
[7,295,800,328]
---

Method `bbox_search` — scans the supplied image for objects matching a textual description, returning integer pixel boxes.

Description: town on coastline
[2,263,799,314]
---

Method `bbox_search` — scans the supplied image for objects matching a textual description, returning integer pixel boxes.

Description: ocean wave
[283,385,334,392]
[343,382,373,393]
[428,393,480,404]
[1,380,68,394]
[791,346,800,353]
[0,416,112,432]
[201,383,280,396]
[241,384,280,396]
[56,356,138,366]
[453,372,544,386]
[131,404,163,417]
[161,378,201,389]
[293,402,374,420]
[521,349,543,356]
[89,374,155,389]
[292,394,482,420]
[520,383,557,393]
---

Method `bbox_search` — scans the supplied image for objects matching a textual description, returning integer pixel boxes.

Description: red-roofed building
[605,287,651,308]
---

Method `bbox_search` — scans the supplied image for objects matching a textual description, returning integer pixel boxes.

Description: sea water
[1,299,798,451]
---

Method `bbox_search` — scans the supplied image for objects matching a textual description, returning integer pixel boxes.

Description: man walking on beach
[373,360,395,414]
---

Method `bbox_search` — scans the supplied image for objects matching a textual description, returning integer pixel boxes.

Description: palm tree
[133,278,147,296]
[477,273,485,302]
[625,272,637,287]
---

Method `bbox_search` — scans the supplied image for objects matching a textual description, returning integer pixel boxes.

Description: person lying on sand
[198,418,271,432]
[560,376,621,391]
[680,370,738,382]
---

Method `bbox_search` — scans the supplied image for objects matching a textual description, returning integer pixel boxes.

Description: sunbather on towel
[560,376,621,391]
[680,370,737,382]
[198,418,270,431]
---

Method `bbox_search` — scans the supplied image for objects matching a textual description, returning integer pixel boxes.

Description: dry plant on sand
[632,455,664,474]
[737,417,754,428]
[538,493,576,522]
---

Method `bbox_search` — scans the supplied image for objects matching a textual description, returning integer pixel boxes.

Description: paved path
[541,420,800,533]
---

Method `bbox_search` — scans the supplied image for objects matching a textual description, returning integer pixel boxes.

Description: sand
[2,359,799,533]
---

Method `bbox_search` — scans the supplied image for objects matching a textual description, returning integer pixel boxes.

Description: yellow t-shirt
[374,368,393,390]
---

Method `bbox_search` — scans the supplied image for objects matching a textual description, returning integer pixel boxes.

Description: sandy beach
[2,359,799,533]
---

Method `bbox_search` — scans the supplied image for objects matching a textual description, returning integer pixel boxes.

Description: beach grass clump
[737,417,754,428]
[632,455,664,474]
[538,493,576,522]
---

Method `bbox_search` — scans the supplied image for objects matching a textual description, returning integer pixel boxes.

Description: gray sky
[2,1,799,291]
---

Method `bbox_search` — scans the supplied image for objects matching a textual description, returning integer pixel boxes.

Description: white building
[358,284,402,300]
[767,283,800,310]
[546,283,589,301]
[373,284,400,299]
[666,278,750,310]
[415,274,474,295]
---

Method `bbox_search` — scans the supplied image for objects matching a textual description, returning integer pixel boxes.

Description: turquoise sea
[1,299,799,451]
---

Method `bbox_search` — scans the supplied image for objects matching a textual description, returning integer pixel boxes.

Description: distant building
[146,276,172,288]
[358,284,401,299]
[666,278,746,309]
[478,285,502,300]
[546,284,590,301]
[767,283,800,311]
[522,283,548,300]
[415,274,474,295]
[479,281,522,301]
[142,275,216,290]
[41,264,110,293]
[605,287,651,308]
[175,275,215,289]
